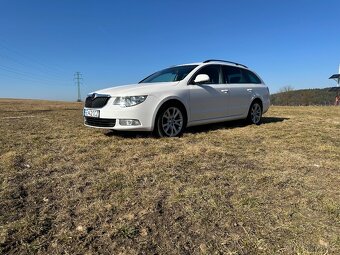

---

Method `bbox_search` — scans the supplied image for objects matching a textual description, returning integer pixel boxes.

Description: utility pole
[74,72,82,102]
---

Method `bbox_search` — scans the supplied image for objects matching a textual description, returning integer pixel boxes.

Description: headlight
[113,95,147,107]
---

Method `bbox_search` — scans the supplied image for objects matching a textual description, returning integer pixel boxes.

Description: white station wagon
[83,60,270,137]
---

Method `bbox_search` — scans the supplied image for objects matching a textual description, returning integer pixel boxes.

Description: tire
[154,104,186,137]
[247,101,262,125]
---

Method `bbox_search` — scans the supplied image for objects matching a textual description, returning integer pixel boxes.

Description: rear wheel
[154,105,186,137]
[247,101,262,125]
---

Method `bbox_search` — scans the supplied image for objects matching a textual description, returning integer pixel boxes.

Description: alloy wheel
[250,103,262,124]
[161,107,184,137]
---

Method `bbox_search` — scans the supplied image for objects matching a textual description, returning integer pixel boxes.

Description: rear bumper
[263,98,270,114]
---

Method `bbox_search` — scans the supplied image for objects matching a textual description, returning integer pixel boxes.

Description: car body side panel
[188,83,230,121]
[247,85,270,114]
[222,84,251,117]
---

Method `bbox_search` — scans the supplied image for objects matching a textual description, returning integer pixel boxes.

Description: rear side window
[242,69,262,84]
[223,66,247,83]
[222,66,261,84]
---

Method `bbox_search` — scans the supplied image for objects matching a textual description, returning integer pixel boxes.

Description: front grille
[85,96,110,108]
[85,117,116,128]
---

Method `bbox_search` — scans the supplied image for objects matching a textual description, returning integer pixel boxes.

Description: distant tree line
[270,87,337,106]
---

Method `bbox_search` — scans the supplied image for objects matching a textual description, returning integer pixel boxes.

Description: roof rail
[203,59,248,68]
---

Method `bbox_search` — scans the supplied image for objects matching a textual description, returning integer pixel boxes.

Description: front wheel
[247,101,262,125]
[154,105,186,137]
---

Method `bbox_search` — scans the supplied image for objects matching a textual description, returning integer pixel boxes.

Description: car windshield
[139,65,198,83]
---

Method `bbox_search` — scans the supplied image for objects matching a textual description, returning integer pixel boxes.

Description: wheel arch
[151,97,188,130]
[250,97,263,110]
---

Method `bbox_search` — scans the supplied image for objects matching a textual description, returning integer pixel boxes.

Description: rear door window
[223,66,248,84]
[223,66,262,84]
[242,69,262,84]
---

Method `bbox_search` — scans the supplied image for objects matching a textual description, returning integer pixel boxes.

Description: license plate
[84,109,100,118]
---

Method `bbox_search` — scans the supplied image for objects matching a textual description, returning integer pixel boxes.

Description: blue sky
[0,0,339,101]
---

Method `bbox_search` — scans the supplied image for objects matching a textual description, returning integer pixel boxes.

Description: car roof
[175,62,202,66]
[176,59,248,69]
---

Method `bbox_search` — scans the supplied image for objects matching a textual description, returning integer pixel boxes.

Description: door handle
[247,89,253,92]
[221,89,229,93]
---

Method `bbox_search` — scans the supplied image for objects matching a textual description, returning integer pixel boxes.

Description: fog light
[119,119,141,126]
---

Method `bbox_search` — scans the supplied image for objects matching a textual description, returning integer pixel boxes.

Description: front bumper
[83,96,157,131]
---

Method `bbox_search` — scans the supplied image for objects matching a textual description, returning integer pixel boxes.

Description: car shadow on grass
[186,117,289,134]
[262,116,289,124]
[104,117,289,138]
[104,130,153,138]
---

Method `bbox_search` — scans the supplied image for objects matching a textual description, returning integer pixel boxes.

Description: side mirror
[194,74,210,84]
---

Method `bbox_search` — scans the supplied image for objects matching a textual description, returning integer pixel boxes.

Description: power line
[74,72,83,102]
[0,64,69,86]
[0,40,67,76]
[0,41,73,85]
[0,52,68,81]
[0,69,70,87]
[0,63,69,85]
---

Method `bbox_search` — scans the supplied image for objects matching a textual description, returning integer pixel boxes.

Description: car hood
[91,82,179,97]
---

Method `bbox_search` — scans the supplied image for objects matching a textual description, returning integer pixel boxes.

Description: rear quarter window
[222,65,262,84]
[242,69,262,84]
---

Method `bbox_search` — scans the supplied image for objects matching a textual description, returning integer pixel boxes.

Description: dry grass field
[0,99,339,255]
